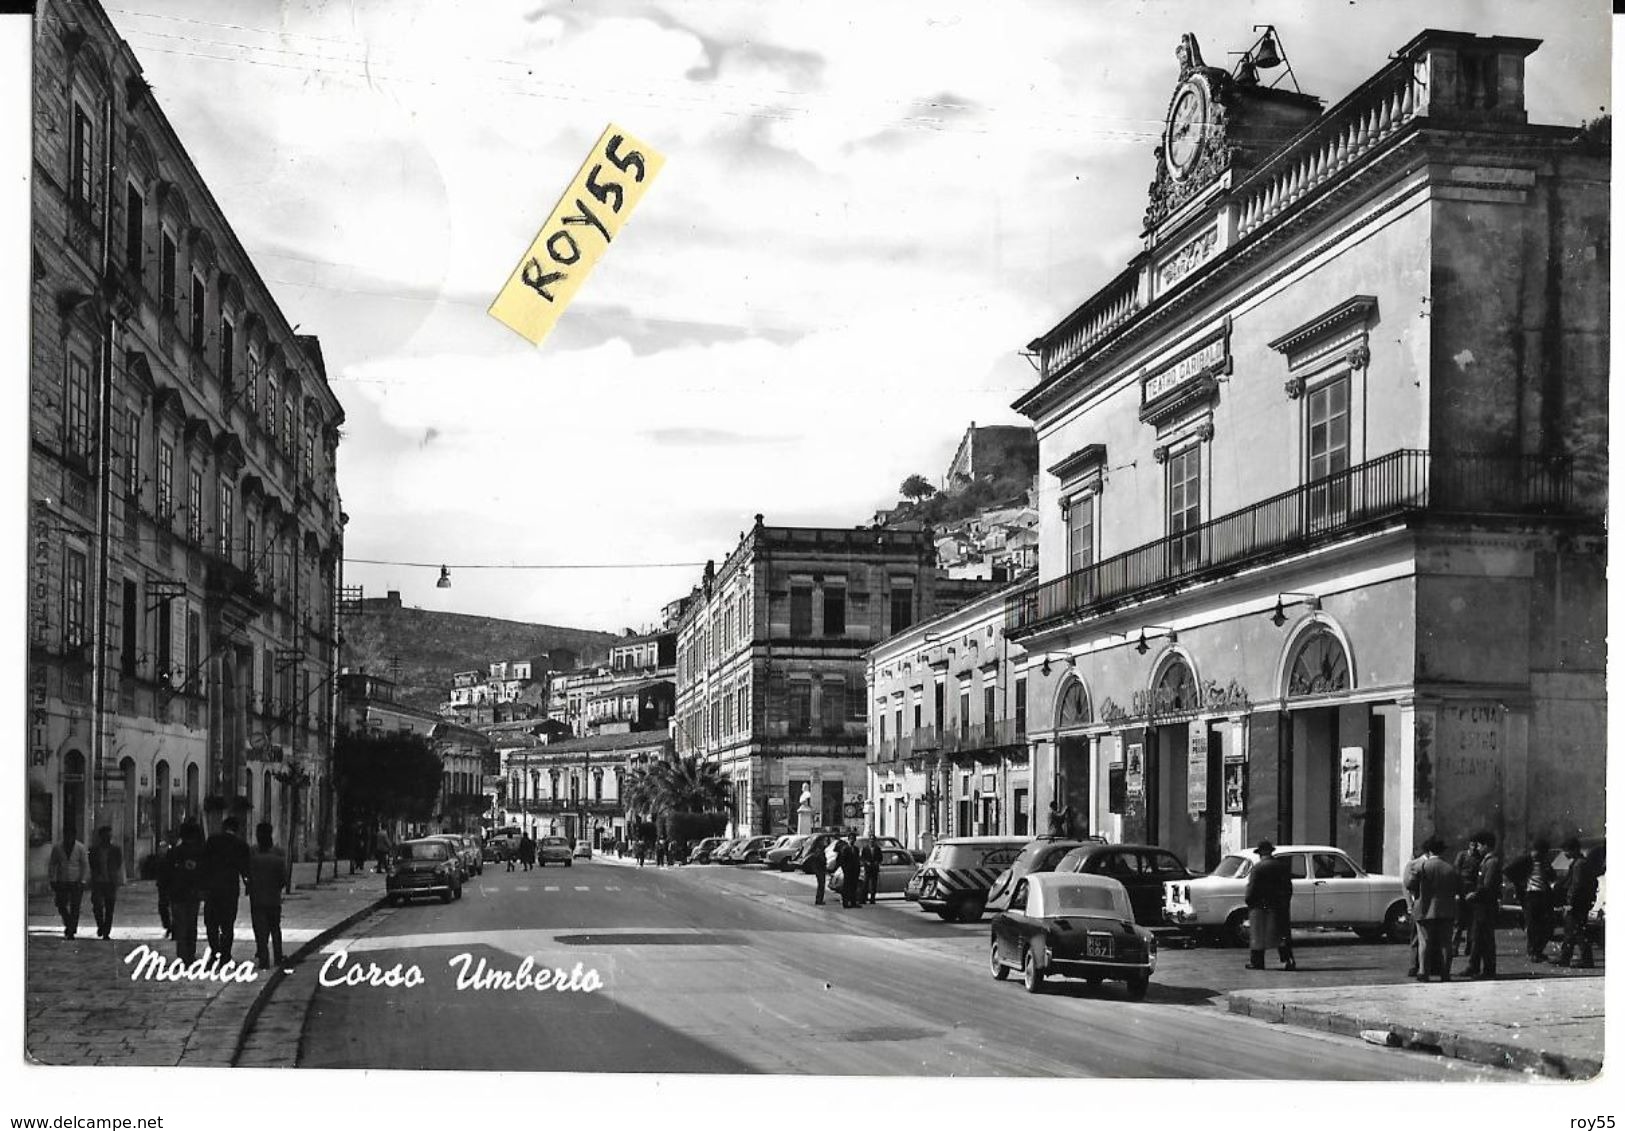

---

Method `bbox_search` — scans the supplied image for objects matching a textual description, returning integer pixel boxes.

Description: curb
[1225,992,1603,1080]
[225,892,389,1068]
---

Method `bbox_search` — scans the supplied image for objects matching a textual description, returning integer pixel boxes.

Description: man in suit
[810,836,828,906]
[163,821,208,963]
[1243,840,1295,971]
[1556,837,1601,969]
[1462,830,1502,980]
[202,817,252,967]
[860,838,882,905]
[1406,835,1461,982]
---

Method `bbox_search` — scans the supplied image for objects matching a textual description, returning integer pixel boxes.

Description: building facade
[499,730,671,846]
[866,577,1036,850]
[28,0,345,885]
[1009,29,1606,875]
[675,516,995,836]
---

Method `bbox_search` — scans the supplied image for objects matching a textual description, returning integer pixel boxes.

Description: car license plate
[1086,936,1112,958]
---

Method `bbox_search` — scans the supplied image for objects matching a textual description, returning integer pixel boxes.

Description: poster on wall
[1222,761,1247,815]
[1125,743,1144,796]
[1187,728,1208,816]
[1340,746,1364,806]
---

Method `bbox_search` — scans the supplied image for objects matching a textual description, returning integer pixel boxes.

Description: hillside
[341,600,621,713]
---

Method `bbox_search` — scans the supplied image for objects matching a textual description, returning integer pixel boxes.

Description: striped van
[907,837,1028,922]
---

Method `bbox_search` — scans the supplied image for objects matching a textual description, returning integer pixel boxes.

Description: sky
[90,0,1612,633]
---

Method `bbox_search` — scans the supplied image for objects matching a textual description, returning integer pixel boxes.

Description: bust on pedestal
[795,784,814,836]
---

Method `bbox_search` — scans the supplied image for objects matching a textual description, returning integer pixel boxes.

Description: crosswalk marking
[605,886,620,891]
[574,885,589,891]
[515,886,529,892]
[545,886,560,892]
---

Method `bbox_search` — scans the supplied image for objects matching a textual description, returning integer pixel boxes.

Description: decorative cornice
[1268,295,1379,357]
[1047,443,1107,482]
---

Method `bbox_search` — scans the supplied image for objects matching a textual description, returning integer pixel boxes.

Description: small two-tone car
[538,835,574,866]
[1162,843,1409,946]
[688,837,729,864]
[990,873,1157,998]
[385,838,464,905]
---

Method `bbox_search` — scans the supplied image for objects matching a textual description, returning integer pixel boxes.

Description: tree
[334,730,444,829]
[899,474,936,503]
[622,755,732,827]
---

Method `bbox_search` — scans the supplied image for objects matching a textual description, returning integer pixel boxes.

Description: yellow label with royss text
[488,124,665,346]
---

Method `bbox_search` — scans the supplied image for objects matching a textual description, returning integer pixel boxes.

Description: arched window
[1288,629,1350,696]
[1055,680,1090,728]
[1152,658,1199,714]
[185,762,200,817]
[154,760,171,841]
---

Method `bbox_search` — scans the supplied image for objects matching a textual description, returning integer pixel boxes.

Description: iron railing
[1011,449,1579,636]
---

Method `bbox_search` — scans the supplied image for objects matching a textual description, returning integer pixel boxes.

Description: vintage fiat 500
[989,872,1157,999]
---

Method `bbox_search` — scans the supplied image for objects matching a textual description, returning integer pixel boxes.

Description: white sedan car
[1162,844,1409,947]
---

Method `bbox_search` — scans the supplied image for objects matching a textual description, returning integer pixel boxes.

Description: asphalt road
[296,857,1524,1078]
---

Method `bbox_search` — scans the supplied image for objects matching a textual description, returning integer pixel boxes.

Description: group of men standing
[48,817,291,971]
[811,836,881,909]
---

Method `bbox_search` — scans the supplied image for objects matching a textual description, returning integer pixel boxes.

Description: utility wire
[343,557,708,571]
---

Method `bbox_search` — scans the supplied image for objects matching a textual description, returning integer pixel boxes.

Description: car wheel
[440,889,453,904]
[1381,902,1410,944]
[565,860,572,868]
[454,883,463,901]
[1126,973,1150,1001]
[1225,909,1252,949]
[951,896,984,923]
[1022,948,1045,994]
[935,908,955,921]
[990,941,1009,981]
[386,894,401,907]
[1084,975,1102,989]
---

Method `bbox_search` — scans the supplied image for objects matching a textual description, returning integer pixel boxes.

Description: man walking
[164,821,207,962]
[811,837,828,906]
[1556,837,1600,969]
[202,817,251,967]
[47,826,89,939]
[1462,830,1503,980]
[1243,840,1295,971]
[840,839,862,909]
[1451,837,1482,958]
[1407,836,1461,982]
[655,838,668,867]
[861,838,882,905]
[1506,840,1557,961]
[247,822,288,970]
[87,825,124,940]
[153,831,176,939]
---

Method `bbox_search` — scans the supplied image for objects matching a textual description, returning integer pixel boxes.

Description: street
[294,858,1526,1079]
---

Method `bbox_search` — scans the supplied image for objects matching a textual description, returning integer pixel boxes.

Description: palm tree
[621,755,731,829]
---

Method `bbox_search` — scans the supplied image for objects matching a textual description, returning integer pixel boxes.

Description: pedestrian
[517,834,534,872]
[1462,830,1503,980]
[1243,840,1295,970]
[87,825,124,940]
[840,839,862,909]
[658,839,670,867]
[1556,837,1601,969]
[811,836,828,906]
[1402,846,1426,977]
[635,838,647,867]
[47,826,89,939]
[861,837,881,904]
[1451,837,1482,958]
[348,822,367,876]
[373,826,391,874]
[1045,802,1072,837]
[202,816,251,967]
[1407,835,1461,982]
[1506,839,1557,961]
[615,838,624,860]
[164,820,207,962]
[247,822,288,970]
[153,831,176,939]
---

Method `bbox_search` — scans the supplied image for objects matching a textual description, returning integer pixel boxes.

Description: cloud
[640,427,792,447]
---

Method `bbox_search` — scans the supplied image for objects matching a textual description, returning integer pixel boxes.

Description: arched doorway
[1052,677,1092,837]
[185,762,200,822]
[1145,655,1203,868]
[62,750,87,842]
[154,760,171,844]
[1281,624,1365,854]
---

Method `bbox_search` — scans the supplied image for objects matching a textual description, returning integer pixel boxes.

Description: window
[63,549,87,650]
[190,273,206,351]
[1314,852,1359,879]
[246,349,260,415]
[1167,444,1201,572]
[219,315,235,387]
[261,647,273,714]
[983,685,995,727]
[123,408,140,498]
[789,585,812,636]
[121,579,138,676]
[70,105,93,208]
[788,680,813,735]
[187,467,203,543]
[63,354,91,456]
[245,517,257,575]
[217,480,233,557]
[124,182,144,276]
[154,603,171,680]
[890,581,914,634]
[282,396,294,451]
[892,707,902,745]
[156,440,174,517]
[593,770,603,802]
[821,679,845,734]
[303,418,317,481]
[737,687,748,734]
[958,688,970,740]
[264,375,278,435]
[1307,375,1351,525]
[1066,493,1095,574]
[878,711,887,742]
[1014,678,1027,735]
[160,231,177,317]
[933,681,945,730]
[822,584,846,636]
[185,609,201,694]
[913,701,922,732]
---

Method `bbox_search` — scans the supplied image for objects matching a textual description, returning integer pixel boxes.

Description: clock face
[1166,83,1207,176]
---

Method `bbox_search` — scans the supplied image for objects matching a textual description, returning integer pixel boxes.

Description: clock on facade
[1165,80,1208,179]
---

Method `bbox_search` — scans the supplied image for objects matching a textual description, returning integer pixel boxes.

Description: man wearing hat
[1243,840,1295,971]
[1556,836,1601,969]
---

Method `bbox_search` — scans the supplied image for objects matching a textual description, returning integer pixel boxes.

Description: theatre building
[1009,29,1606,875]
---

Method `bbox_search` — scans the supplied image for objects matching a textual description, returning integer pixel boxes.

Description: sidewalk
[1228,972,1605,1079]
[25,861,387,1067]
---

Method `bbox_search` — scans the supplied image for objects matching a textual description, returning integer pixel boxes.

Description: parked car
[906,836,1028,922]
[688,837,729,864]
[764,835,816,870]
[487,825,522,856]
[719,835,780,865]
[425,836,471,883]
[990,873,1157,998]
[385,839,463,904]
[482,839,510,865]
[1052,843,1194,927]
[572,840,592,860]
[459,834,486,876]
[985,836,1101,913]
[789,831,860,873]
[1162,844,1409,946]
[538,835,574,866]
[830,847,920,897]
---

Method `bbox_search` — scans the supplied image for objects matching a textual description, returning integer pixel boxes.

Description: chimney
[1404,31,1539,125]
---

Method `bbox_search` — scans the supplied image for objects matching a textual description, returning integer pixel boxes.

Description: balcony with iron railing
[1010,449,1584,638]
[524,797,622,816]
